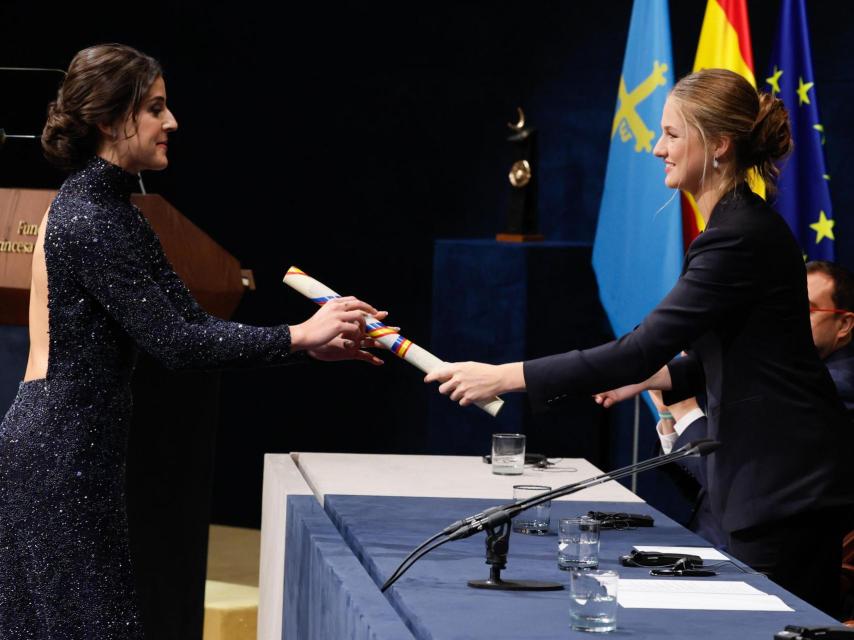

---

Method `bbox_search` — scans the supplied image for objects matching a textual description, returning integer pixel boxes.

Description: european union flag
[766,0,835,260]
[593,0,682,350]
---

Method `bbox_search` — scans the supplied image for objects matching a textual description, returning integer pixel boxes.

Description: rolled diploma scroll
[283,266,504,417]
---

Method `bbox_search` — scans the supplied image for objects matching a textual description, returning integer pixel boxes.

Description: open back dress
[0,156,299,638]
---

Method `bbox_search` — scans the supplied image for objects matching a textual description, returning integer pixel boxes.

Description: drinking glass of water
[558,516,600,570]
[491,433,525,475]
[569,569,618,632]
[512,485,551,535]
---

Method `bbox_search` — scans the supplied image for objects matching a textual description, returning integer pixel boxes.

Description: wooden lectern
[0,188,248,640]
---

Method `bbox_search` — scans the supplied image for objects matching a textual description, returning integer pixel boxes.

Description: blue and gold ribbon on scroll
[365,322,397,339]
[366,322,413,358]
[389,335,413,358]
[592,0,681,411]
[285,268,340,305]
[766,0,836,261]
[285,266,416,362]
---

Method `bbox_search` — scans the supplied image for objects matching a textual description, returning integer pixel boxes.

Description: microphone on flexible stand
[0,129,40,145]
[0,66,66,76]
[0,65,149,194]
[381,439,721,593]
[0,67,64,148]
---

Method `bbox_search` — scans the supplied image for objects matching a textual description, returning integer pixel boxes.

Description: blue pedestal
[427,239,613,462]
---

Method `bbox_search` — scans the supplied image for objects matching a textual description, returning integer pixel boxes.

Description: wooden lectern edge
[495,233,545,243]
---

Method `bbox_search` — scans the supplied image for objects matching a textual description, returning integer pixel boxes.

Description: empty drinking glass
[558,516,600,570]
[491,433,525,475]
[511,484,551,535]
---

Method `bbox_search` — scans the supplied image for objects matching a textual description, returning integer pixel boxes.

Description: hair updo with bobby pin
[42,43,162,171]
[670,68,793,197]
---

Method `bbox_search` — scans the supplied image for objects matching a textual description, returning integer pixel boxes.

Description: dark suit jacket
[673,338,854,545]
[524,184,854,533]
[825,341,854,417]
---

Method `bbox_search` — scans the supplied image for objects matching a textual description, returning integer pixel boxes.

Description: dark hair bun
[41,97,98,171]
[40,43,162,171]
[750,93,793,186]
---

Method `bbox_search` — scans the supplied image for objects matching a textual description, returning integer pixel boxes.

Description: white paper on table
[617,579,793,611]
[632,545,728,561]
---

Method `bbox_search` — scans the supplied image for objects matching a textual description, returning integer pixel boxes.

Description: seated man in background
[653,260,854,549]
[810,261,854,413]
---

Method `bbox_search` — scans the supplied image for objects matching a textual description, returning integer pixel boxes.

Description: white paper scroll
[283,266,504,417]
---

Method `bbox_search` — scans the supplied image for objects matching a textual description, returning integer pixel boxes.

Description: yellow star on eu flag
[767,66,783,96]
[810,210,835,243]
[797,77,814,105]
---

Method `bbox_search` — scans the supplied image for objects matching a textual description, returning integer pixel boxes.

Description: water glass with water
[558,516,600,570]
[569,569,618,632]
[491,433,525,475]
[511,485,551,535]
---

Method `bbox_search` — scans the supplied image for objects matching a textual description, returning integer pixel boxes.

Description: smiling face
[653,97,709,196]
[101,76,178,174]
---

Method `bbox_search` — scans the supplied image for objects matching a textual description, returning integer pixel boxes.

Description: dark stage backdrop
[2,1,853,527]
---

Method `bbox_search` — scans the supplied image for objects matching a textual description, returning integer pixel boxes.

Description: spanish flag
[682,0,762,246]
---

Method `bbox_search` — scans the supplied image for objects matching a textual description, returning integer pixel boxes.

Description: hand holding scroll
[424,361,526,406]
[289,296,378,350]
[284,266,504,416]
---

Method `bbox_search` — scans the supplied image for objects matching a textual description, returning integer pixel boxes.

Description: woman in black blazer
[427,69,854,616]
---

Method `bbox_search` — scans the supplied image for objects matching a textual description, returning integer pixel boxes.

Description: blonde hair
[670,68,792,197]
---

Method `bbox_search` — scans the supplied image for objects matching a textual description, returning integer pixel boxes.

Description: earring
[712,156,720,169]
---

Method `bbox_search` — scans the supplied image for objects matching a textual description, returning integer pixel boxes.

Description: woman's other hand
[307,337,384,366]
[289,297,381,351]
[592,365,674,408]
[593,382,648,408]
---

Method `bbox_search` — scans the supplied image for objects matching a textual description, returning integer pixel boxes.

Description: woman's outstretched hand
[424,361,524,405]
[290,296,379,351]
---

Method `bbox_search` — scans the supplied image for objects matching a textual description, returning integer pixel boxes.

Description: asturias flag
[766,0,835,261]
[593,0,681,349]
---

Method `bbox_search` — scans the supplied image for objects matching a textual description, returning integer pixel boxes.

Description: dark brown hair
[670,68,793,197]
[807,260,854,312]
[42,44,162,170]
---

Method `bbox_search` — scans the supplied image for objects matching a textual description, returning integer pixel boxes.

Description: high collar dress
[0,156,300,639]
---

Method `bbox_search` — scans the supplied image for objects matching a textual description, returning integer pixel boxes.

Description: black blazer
[524,185,854,533]
[671,339,854,542]
[825,341,854,417]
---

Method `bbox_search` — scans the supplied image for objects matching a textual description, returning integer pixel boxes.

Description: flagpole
[631,395,640,493]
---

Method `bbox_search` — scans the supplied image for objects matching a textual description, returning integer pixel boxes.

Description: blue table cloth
[283,496,415,639]
[313,495,838,639]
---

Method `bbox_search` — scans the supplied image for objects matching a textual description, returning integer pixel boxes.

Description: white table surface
[293,452,643,504]
[257,454,312,640]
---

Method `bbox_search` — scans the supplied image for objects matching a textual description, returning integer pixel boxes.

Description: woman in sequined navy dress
[0,44,385,639]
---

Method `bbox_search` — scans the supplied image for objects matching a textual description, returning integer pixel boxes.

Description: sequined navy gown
[0,156,299,638]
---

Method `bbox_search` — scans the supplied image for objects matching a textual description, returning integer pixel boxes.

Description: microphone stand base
[467,578,563,591]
